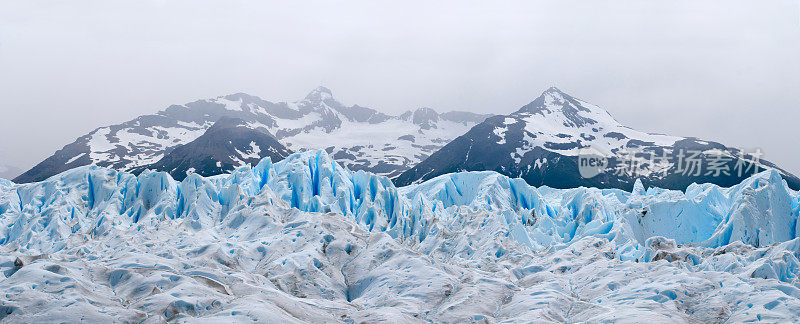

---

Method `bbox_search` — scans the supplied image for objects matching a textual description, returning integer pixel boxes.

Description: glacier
[1,149,800,322]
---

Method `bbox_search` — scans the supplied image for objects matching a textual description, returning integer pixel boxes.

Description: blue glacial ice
[2,149,799,259]
[1,149,800,322]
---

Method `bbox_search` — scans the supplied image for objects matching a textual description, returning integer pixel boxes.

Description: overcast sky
[0,0,798,175]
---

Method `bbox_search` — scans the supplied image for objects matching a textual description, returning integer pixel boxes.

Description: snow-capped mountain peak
[303,85,334,102]
[506,88,679,157]
[515,87,619,129]
[396,87,800,190]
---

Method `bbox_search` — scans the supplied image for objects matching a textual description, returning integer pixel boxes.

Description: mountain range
[14,87,490,183]
[14,87,800,191]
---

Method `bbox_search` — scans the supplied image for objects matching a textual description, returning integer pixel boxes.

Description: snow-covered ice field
[1,150,800,322]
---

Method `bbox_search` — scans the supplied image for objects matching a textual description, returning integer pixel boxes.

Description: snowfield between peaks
[1,150,800,322]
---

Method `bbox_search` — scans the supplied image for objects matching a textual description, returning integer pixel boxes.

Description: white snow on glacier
[1,150,800,322]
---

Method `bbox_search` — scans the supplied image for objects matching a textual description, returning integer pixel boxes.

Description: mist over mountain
[0,163,21,180]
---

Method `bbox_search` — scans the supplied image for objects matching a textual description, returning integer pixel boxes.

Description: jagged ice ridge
[1,150,800,322]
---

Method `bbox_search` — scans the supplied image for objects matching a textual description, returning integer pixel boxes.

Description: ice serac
[703,169,798,247]
[3,150,800,322]
[259,150,402,233]
[396,87,800,191]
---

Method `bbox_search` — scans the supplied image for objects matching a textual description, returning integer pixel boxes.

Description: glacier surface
[1,150,800,322]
